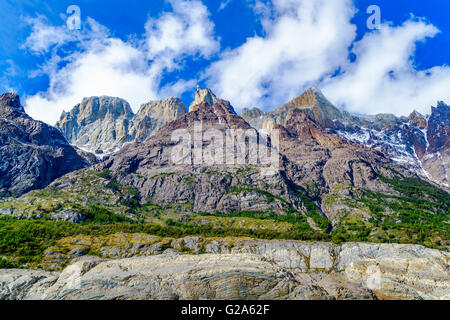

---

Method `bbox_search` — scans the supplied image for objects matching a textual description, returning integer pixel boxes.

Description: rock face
[93,92,419,223]
[56,96,186,154]
[0,240,448,300]
[56,96,134,154]
[189,86,219,112]
[421,102,450,188]
[96,97,285,214]
[241,88,450,190]
[242,87,355,130]
[129,97,187,143]
[0,93,89,197]
[2,88,446,237]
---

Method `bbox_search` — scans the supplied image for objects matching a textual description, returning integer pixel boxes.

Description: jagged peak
[189,86,219,112]
[289,87,331,108]
[436,101,449,109]
[409,109,424,117]
[305,86,324,95]
[0,92,25,113]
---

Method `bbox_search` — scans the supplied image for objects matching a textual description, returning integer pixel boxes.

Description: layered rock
[0,240,448,300]
[56,96,187,154]
[96,98,290,214]
[242,87,356,130]
[0,93,90,197]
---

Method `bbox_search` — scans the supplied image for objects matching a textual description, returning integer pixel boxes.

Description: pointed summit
[0,92,25,115]
[408,110,427,129]
[189,86,219,112]
[288,87,342,123]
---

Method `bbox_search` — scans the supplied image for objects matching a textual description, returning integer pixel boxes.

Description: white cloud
[218,0,232,12]
[21,0,450,123]
[23,0,218,125]
[206,0,357,110]
[206,0,450,116]
[322,19,450,116]
[146,0,218,64]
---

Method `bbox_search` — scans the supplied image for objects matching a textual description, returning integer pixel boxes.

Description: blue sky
[1,0,450,124]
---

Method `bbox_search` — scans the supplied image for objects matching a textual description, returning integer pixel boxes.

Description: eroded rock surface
[0,240,448,300]
[56,96,187,154]
[0,93,90,196]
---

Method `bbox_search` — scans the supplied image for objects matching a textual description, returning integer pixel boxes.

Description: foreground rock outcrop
[0,93,90,196]
[0,240,448,300]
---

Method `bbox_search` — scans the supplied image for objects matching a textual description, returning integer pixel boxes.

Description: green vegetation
[95,169,113,180]
[151,172,175,179]
[198,210,313,232]
[226,185,287,204]
[0,215,327,269]
[0,168,448,270]
[83,206,134,224]
[295,188,331,232]
[183,177,196,185]
[328,174,449,247]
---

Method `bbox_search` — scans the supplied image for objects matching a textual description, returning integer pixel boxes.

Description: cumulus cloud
[23,0,218,125]
[322,19,450,116]
[206,0,450,116]
[206,0,357,110]
[21,0,450,123]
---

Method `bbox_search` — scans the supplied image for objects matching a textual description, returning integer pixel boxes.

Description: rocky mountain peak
[55,96,134,153]
[189,86,219,112]
[241,107,263,119]
[70,96,134,125]
[241,87,347,131]
[427,101,449,154]
[136,97,186,118]
[130,97,187,142]
[287,87,343,125]
[408,110,427,129]
[0,92,25,115]
[0,94,89,196]
[56,96,188,154]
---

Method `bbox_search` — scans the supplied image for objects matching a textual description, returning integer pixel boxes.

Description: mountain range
[53,86,449,191]
[0,87,448,300]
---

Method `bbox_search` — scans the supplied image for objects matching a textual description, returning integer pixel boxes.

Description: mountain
[0,93,90,197]
[129,97,187,143]
[0,88,448,301]
[188,85,219,112]
[56,96,134,154]
[3,88,447,247]
[241,87,356,130]
[242,87,450,189]
[56,96,187,154]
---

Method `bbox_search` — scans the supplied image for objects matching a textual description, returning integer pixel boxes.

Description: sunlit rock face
[56,96,187,154]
